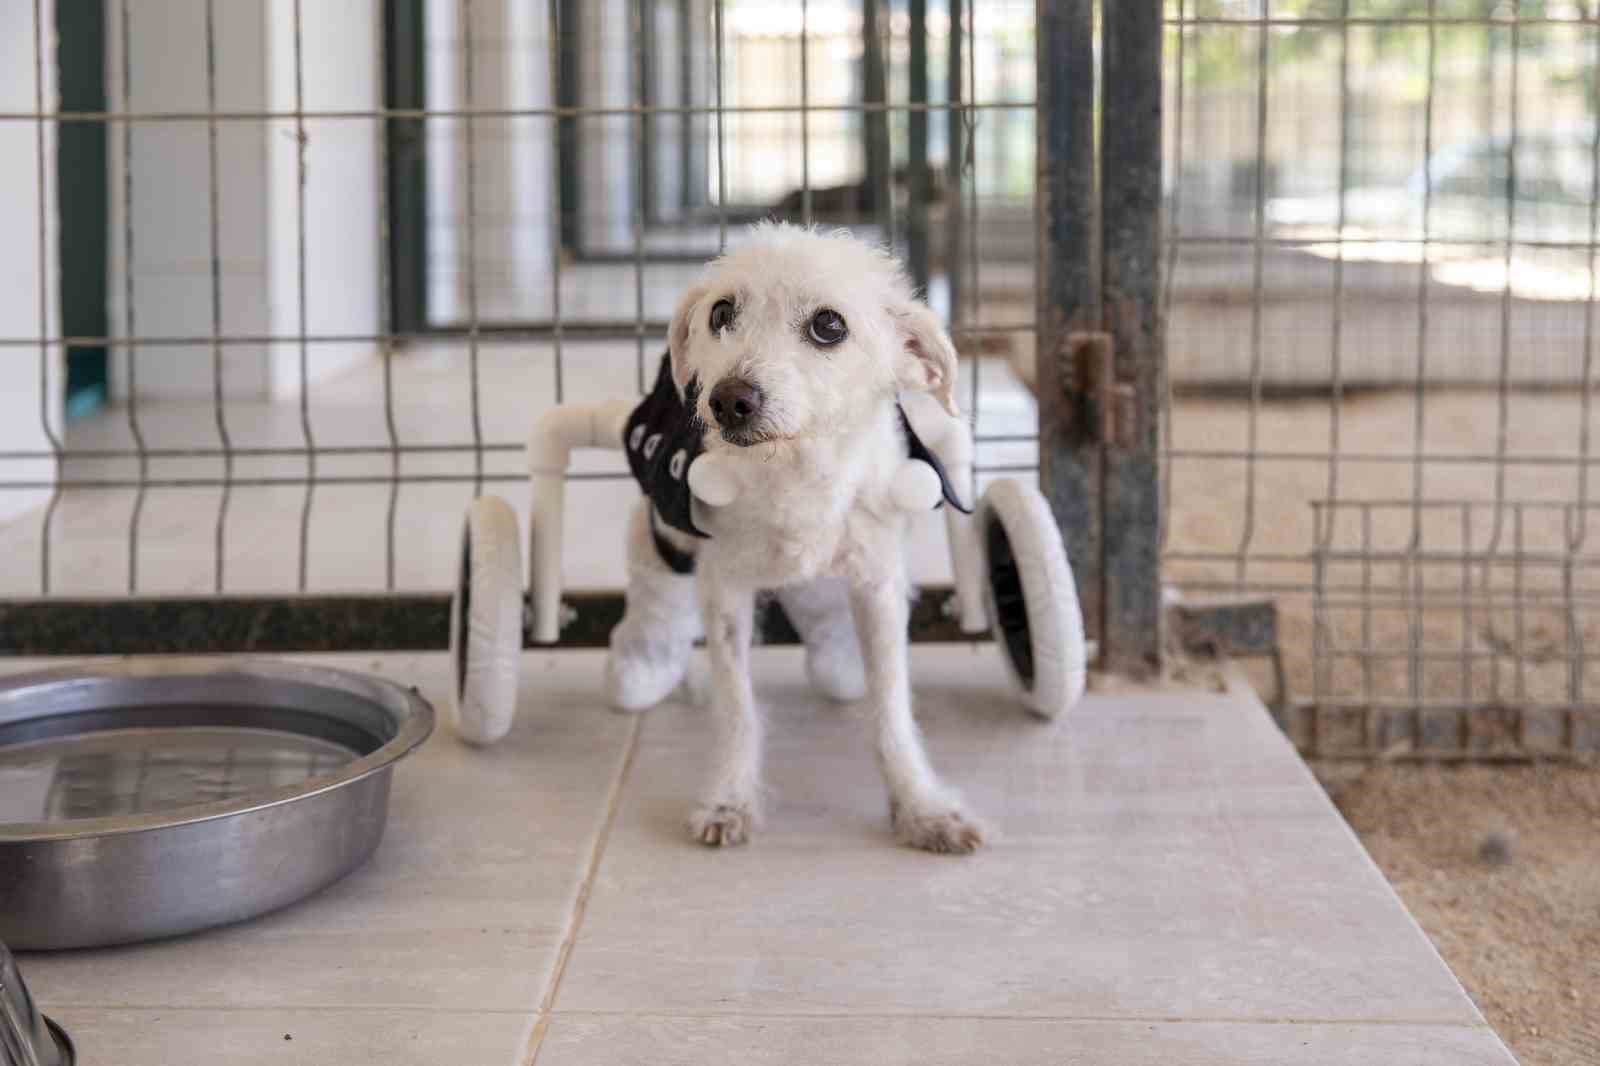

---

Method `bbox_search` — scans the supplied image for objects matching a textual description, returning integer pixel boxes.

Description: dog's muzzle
[708,377,765,446]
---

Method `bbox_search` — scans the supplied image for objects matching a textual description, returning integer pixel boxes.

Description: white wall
[424,0,555,323]
[107,0,272,402]
[578,0,633,254]
[266,0,382,395]
[0,0,63,523]
[108,0,381,402]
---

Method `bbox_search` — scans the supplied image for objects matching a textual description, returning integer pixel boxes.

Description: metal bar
[1486,12,1521,565]
[1514,503,1527,705]
[1460,503,1472,714]
[1312,496,1329,721]
[800,0,811,226]
[548,0,567,403]
[1482,12,1520,704]
[861,0,891,241]
[1574,6,1600,704]
[632,0,648,393]
[907,0,930,291]
[1567,508,1585,710]
[1037,0,1101,647]
[0,474,629,490]
[204,0,233,593]
[679,0,694,212]
[1317,645,1593,664]
[0,443,533,460]
[960,0,972,486]
[1158,0,1186,557]
[963,0,980,487]
[1321,0,1351,556]
[1574,7,1600,560]
[384,0,428,335]
[1099,0,1165,674]
[462,0,484,498]
[1168,577,1600,597]
[32,0,63,597]
[0,587,988,657]
[375,3,401,592]
[1234,0,1268,591]
[20,444,1600,468]
[0,318,1045,345]
[556,0,581,252]
[945,0,964,321]
[0,101,1039,122]
[1155,233,1600,249]
[119,0,149,595]
[1363,502,1376,745]
[1169,449,1600,467]
[713,0,727,251]
[1310,594,1600,610]
[637,0,656,227]
[292,0,316,592]
[1167,14,1600,26]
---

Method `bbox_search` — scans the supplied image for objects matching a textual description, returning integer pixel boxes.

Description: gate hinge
[1065,330,1137,448]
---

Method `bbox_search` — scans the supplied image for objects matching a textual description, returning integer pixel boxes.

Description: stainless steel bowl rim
[0,658,433,843]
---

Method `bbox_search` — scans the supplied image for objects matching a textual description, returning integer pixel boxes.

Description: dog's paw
[892,803,986,855]
[689,803,755,847]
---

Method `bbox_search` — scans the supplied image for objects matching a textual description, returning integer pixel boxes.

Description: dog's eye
[807,308,847,346]
[709,298,737,335]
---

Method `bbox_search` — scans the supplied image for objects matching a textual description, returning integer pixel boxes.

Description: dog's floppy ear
[892,301,960,417]
[668,283,710,393]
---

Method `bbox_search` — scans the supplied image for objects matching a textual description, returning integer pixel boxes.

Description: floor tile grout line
[44,1004,548,1016]
[521,711,645,1066]
[39,1002,1497,1031]
[540,1008,1497,1030]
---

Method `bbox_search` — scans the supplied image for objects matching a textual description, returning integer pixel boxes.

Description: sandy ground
[1326,763,1600,1066]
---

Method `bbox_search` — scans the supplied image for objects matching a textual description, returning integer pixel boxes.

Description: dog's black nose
[708,378,763,432]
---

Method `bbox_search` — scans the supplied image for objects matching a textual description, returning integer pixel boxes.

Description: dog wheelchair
[446,380,1088,746]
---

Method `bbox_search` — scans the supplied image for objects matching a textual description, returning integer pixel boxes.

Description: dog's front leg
[688,567,762,846]
[848,571,985,854]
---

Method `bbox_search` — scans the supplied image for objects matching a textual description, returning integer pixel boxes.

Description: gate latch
[1066,331,1136,448]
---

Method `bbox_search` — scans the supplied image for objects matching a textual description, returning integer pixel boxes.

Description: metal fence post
[1038,0,1164,676]
[1037,0,1102,656]
[1099,0,1164,674]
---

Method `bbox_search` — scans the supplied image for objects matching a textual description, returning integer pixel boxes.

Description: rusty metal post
[1039,0,1163,676]
[1037,0,1103,655]
[1099,0,1164,674]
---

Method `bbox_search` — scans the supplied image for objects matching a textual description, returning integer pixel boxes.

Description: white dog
[606,224,984,854]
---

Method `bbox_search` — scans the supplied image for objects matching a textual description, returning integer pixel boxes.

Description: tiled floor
[12,649,1516,1065]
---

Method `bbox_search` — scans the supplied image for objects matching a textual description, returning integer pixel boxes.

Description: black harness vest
[623,352,970,574]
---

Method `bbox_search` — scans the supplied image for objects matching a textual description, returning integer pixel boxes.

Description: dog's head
[667,224,958,450]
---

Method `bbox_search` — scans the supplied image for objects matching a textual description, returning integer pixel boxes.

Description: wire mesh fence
[1162,0,1600,757]
[5,0,1597,760]
[0,0,1040,610]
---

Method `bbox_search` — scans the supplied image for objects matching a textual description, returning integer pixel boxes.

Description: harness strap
[649,507,697,575]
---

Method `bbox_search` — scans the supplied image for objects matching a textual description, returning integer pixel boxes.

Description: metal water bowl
[0,660,433,951]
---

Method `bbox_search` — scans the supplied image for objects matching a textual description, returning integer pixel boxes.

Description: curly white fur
[604,224,983,854]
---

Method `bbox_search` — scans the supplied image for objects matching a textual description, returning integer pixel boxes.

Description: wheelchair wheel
[448,495,524,745]
[976,479,1088,719]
